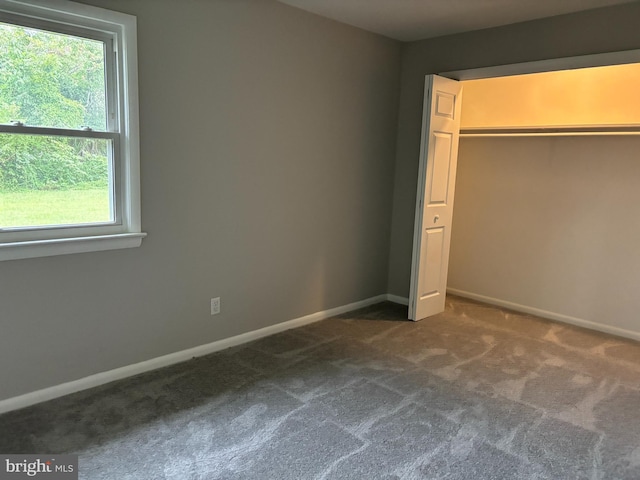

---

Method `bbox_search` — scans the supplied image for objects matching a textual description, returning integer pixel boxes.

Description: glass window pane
[0,22,107,130]
[0,134,113,228]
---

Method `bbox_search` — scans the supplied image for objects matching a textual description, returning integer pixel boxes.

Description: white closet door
[409,75,463,321]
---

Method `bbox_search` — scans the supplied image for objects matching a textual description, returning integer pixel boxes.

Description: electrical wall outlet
[211,297,221,315]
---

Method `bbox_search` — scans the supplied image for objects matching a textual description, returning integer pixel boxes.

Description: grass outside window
[0,189,110,228]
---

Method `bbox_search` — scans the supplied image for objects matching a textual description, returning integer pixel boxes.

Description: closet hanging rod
[460,124,640,137]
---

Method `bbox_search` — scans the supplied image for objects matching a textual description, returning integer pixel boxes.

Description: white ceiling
[277,0,636,42]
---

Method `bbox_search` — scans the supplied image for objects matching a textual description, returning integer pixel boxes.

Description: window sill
[0,233,147,261]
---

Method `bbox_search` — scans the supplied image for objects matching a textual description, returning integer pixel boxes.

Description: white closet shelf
[460,124,640,137]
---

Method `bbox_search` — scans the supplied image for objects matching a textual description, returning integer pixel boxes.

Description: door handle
[433,215,440,223]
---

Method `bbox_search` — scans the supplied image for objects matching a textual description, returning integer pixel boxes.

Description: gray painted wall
[387,1,640,297]
[0,0,401,401]
[450,136,640,335]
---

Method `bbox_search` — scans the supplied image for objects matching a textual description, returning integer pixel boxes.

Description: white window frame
[0,0,145,261]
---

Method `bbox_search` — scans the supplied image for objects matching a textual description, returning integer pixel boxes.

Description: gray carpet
[1,296,640,479]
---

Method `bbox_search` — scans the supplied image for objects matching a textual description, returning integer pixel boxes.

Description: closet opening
[440,51,640,339]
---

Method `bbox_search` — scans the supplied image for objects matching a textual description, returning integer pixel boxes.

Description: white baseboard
[447,288,640,342]
[0,294,388,415]
[11,290,624,416]
[386,294,409,306]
